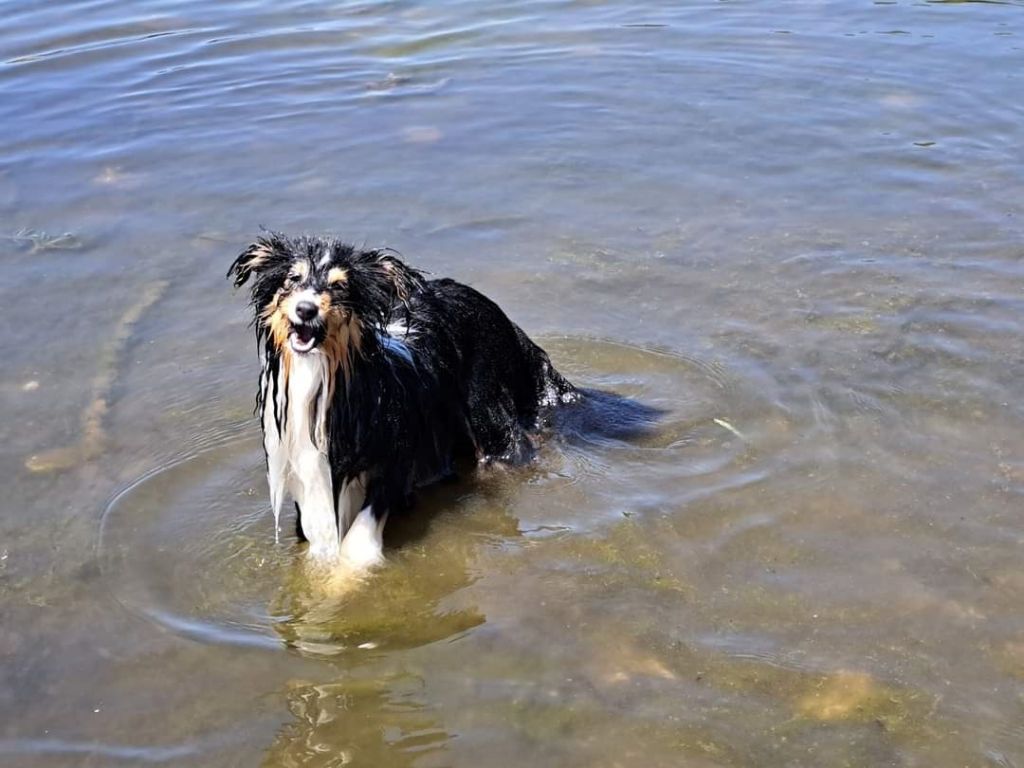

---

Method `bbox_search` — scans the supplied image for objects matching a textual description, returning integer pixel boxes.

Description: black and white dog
[229,233,577,569]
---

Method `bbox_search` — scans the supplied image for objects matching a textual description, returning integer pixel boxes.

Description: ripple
[98,338,794,655]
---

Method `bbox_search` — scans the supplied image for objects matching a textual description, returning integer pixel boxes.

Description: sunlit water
[2,1,1023,766]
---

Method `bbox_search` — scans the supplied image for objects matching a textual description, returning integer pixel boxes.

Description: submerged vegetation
[3,227,83,254]
[25,280,167,472]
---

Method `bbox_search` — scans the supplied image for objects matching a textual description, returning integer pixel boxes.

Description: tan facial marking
[261,288,362,397]
[262,295,294,389]
[265,296,292,353]
[320,291,361,394]
[327,267,348,285]
[322,313,362,394]
[290,260,310,281]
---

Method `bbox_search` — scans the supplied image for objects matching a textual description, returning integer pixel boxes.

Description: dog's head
[228,234,422,364]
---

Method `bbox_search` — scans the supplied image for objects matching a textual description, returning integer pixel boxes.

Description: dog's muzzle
[289,323,318,353]
[287,298,324,353]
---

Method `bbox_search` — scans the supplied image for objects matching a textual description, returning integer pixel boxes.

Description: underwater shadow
[270,477,522,656]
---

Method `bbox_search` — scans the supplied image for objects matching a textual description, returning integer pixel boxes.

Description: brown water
[2,0,1023,765]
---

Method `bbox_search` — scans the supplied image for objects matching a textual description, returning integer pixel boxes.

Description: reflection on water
[266,673,450,768]
[3,0,1024,765]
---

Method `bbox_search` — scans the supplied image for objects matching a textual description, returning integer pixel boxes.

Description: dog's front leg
[339,506,387,570]
[336,473,367,540]
[292,447,340,558]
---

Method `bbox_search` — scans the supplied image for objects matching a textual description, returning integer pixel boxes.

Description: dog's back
[403,278,576,461]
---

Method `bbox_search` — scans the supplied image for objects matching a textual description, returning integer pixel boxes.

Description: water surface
[1,0,1023,765]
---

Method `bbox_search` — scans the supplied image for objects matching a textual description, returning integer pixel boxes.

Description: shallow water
[2,0,1023,765]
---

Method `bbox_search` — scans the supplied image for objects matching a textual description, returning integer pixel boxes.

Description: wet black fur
[229,233,577,537]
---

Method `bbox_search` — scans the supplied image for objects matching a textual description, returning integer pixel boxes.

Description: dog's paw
[338,508,385,570]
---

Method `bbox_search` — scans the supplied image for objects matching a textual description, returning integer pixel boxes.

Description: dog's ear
[375,250,423,304]
[350,249,425,329]
[228,238,283,288]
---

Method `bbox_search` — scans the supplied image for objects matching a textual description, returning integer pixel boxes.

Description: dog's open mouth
[289,323,320,354]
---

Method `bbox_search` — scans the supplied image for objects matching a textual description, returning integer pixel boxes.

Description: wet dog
[229,233,577,569]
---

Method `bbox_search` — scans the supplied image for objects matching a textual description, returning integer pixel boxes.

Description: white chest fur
[263,352,339,558]
[262,351,383,568]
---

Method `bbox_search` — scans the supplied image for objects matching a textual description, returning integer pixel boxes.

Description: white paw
[338,507,385,570]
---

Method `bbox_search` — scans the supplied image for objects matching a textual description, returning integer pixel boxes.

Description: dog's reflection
[262,672,451,768]
[261,480,518,765]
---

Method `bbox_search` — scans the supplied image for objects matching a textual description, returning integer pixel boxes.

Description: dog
[229,233,578,569]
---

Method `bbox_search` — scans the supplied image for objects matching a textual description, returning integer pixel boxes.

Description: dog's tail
[535,350,579,408]
[551,387,664,444]
[548,364,578,404]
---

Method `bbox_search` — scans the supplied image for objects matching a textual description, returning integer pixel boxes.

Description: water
[2,0,1023,765]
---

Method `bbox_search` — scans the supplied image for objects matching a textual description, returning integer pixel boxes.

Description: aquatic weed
[5,227,83,254]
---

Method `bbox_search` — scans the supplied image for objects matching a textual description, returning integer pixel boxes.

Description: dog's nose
[295,301,319,322]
